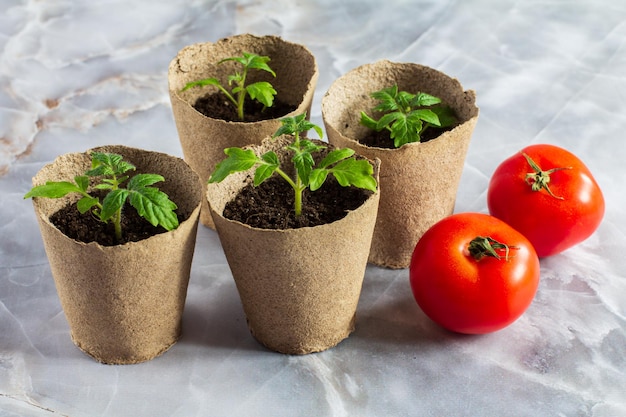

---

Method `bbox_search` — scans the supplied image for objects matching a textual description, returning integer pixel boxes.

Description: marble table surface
[1,0,625,416]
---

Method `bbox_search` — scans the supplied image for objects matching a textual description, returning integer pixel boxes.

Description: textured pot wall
[207,138,380,354]
[169,34,318,228]
[322,60,479,268]
[31,145,202,364]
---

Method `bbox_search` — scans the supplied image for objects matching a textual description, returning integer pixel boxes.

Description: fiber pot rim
[169,34,319,126]
[206,137,381,234]
[321,59,479,154]
[30,144,203,250]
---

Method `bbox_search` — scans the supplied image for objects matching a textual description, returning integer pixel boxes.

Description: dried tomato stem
[522,152,572,200]
[468,236,517,261]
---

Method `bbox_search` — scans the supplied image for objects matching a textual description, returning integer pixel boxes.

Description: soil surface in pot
[194,92,296,122]
[224,175,371,229]
[50,202,189,246]
[357,125,455,149]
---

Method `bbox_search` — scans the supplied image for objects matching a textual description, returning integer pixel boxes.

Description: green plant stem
[235,67,249,121]
[217,85,238,110]
[292,130,303,216]
[522,152,571,200]
[110,173,123,242]
[294,175,303,217]
[113,209,122,242]
[273,167,303,216]
[468,236,517,261]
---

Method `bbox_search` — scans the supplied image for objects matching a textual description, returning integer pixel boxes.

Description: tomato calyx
[468,236,517,261]
[522,152,572,200]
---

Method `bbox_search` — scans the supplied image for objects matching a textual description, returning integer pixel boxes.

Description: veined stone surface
[1,0,625,416]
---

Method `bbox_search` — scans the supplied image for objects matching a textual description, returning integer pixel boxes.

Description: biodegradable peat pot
[169,34,319,228]
[322,60,479,269]
[206,138,380,354]
[29,145,202,364]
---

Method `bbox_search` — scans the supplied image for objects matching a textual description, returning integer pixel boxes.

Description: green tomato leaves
[221,52,276,77]
[273,112,324,140]
[24,152,179,242]
[127,174,179,230]
[24,180,85,199]
[360,85,458,148]
[181,52,277,121]
[209,148,260,184]
[209,113,378,217]
[245,81,277,108]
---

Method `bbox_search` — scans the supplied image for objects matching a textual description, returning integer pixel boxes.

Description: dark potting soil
[223,175,372,229]
[193,92,297,122]
[50,202,187,246]
[358,125,455,149]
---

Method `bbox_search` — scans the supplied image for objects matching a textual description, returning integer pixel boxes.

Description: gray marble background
[1,0,625,416]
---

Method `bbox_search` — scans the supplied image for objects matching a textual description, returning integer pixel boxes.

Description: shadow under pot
[29,145,203,364]
[322,60,479,269]
[206,137,380,354]
[169,33,319,229]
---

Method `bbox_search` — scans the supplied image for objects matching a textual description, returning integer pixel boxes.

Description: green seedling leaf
[376,112,402,132]
[290,138,325,187]
[24,151,180,242]
[330,158,378,192]
[261,150,280,166]
[128,186,179,231]
[127,173,164,189]
[181,77,221,92]
[87,152,135,177]
[396,91,414,110]
[388,113,414,147]
[182,52,277,121]
[246,81,277,108]
[241,53,276,76]
[23,181,83,199]
[273,112,304,137]
[75,175,89,192]
[371,85,399,112]
[77,196,99,214]
[361,85,457,147]
[413,92,442,107]
[99,189,129,222]
[318,148,355,169]
[432,106,458,128]
[413,109,441,126]
[209,148,261,183]
[309,169,329,191]
[208,112,377,218]
[254,151,280,185]
[228,73,243,87]
[360,112,379,131]
[273,113,324,140]
[292,150,316,187]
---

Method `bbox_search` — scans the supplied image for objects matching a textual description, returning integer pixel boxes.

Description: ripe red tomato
[409,213,540,334]
[487,144,605,257]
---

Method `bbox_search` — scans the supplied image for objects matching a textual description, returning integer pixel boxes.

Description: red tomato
[409,213,540,334]
[487,144,605,257]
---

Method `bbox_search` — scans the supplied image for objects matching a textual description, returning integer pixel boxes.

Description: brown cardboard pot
[322,60,479,269]
[169,34,319,229]
[29,145,203,364]
[206,138,380,354]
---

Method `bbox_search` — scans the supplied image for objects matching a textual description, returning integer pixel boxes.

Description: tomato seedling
[209,112,378,217]
[410,213,540,334]
[181,52,277,121]
[487,144,605,257]
[24,152,179,242]
[360,85,457,147]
